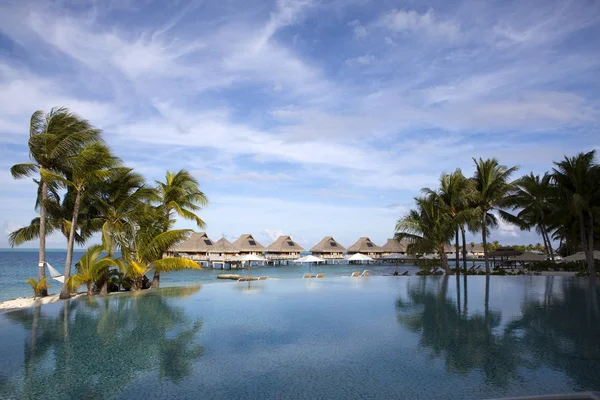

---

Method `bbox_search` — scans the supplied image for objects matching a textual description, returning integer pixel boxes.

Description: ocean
[0,249,420,302]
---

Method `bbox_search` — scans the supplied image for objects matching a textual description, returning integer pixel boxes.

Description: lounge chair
[351,272,360,278]
[302,273,312,279]
[316,273,325,278]
[360,270,370,277]
[258,276,268,280]
[401,270,409,276]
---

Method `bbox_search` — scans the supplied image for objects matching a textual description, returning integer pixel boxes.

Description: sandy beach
[0,293,87,312]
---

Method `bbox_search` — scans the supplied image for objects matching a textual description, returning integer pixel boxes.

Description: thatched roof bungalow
[232,234,266,255]
[347,237,382,257]
[170,232,214,260]
[310,236,346,260]
[380,238,408,255]
[265,235,305,260]
[209,237,236,255]
[469,244,485,258]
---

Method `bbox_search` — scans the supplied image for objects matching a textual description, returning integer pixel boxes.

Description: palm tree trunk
[37,180,48,297]
[460,226,468,274]
[60,189,82,299]
[579,212,592,275]
[152,271,160,289]
[439,248,450,274]
[587,211,596,281]
[542,228,555,262]
[540,226,550,256]
[455,229,460,275]
[482,211,490,274]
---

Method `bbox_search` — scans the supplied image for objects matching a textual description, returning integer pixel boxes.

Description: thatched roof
[380,238,407,253]
[266,235,305,253]
[347,237,382,253]
[489,247,522,257]
[470,244,484,253]
[210,237,236,253]
[232,234,266,252]
[171,232,214,253]
[310,236,346,253]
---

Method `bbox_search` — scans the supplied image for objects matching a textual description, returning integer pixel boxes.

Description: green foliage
[25,277,50,298]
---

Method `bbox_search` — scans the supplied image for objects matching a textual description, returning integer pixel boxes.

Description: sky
[0,0,599,250]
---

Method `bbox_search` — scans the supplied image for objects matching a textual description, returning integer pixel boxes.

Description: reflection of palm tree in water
[3,286,205,398]
[396,276,520,386]
[506,279,600,391]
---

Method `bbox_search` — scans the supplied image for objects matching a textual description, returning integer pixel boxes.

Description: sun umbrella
[383,253,408,260]
[347,253,373,263]
[295,255,326,275]
[237,254,265,277]
[562,251,600,262]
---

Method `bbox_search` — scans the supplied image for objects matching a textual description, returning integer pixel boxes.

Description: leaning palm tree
[504,173,556,261]
[44,142,121,299]
[121,209,202,290]
[67,245,118,296]
[10,108,102,296]
[152,170,208,288]
[395,195,456,273]
[551,151,599,277]
[471,158,518,274]
[424,169,477,274]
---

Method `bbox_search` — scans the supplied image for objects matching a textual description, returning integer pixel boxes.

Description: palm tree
[67,245,118,296]
[551,151,600,277]
[10,108,102,296]
[395,195,456,273]
[424,169,476,275]
[153,170,208,288]
[44,142,121,299]
[504,173,556,261]
[472,158,519,274]
[120,209,202,290]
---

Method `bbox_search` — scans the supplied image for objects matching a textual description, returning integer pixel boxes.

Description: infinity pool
[1,276,599,399]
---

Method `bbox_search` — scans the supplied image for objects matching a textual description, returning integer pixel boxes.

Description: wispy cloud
[0,0,598,247]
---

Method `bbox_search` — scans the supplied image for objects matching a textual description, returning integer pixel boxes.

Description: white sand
[0,293,86,312]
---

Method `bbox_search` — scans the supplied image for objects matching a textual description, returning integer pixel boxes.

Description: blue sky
[0,0,599,249]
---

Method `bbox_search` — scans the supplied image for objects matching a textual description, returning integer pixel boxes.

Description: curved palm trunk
[60,190,82,299]
[152,271,160,288]
[482,211,490,274]
[37,181,48,297]
[460,226,468,274]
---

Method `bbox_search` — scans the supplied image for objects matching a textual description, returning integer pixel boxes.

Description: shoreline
[0,271,581,312]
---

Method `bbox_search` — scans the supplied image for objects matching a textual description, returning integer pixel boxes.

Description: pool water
[1,276,599,399]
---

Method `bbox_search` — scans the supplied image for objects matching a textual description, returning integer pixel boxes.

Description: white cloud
[349,19,368,38]
[379,8,460,39]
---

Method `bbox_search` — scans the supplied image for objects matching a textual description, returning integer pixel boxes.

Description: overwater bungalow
[469,243,485,258]
[169,232,214,262]
[347,237,383,258]
[379,238,408,256]
[310,236,346,263]
[232,234,266,255]
[207,237,237,267]
[265,235,305,263]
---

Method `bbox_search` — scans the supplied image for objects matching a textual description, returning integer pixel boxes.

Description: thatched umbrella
[563,251,600,262]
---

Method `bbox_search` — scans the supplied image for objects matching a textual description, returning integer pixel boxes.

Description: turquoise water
[1,276,599,399]
[0,249,421,302]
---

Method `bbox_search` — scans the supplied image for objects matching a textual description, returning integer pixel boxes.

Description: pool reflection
[396,276,600,391]
[3,286,204,399]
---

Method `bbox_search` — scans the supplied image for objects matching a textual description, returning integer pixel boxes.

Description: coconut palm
[43,142,121,299]
[152,170,208,288]
[120,209,202,290]
[424,169,477,274]
[471,158,519,274]
[504,173,556,261]
[551,151,600,277]
[10,108,102,296]
[67,245,118,296]
[395,195,456,273]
